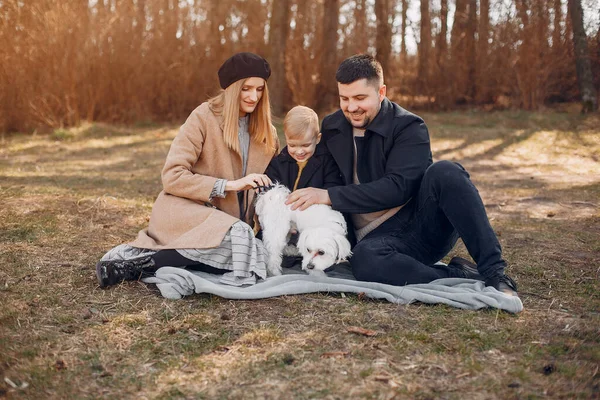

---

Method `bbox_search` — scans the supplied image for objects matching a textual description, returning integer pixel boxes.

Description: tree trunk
[418,0,431,98]
[375,0,393,76]
[435,0,449,108]
[352,0,369,53]
[400,0,408,63]
[437,0,448,65]
[553,0,563,48]
[466,0,477,101]
[450,0,468,104]
[476,0,489,103]
[136,0,146,41]
[268,0,290,116]
[244,0,268,54]
[207,0,229,64]
[568,0,598,112]
[315,0,340,113]
[515,0,535,109]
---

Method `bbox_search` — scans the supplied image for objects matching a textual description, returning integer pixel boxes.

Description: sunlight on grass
[237,326,283,347]
[498,130,600,180]
[1,113,599,399]
[110,312,151,328]
[439,138,505,160]
[432,126,599,222]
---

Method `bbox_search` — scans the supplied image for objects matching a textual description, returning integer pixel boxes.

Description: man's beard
[345,112,372,129]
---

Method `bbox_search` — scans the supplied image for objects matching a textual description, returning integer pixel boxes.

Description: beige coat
[130,102,278,250]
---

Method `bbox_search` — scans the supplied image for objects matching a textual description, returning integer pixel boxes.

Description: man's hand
[286,188,331,211]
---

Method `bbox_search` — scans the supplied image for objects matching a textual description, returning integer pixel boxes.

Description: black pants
[151,250,226,275]
[350,160,506,286]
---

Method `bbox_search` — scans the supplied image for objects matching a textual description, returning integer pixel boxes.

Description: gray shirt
[210,116,250,199]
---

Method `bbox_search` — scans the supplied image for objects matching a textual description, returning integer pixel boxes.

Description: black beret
[218,52,271,89]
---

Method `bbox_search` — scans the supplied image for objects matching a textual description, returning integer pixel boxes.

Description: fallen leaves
[54,360,67,371]
[346,326,378,337]
[321,351,349,358]
[372,374,400,388]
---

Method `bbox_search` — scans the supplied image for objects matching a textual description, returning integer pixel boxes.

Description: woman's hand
[226,173,272,192]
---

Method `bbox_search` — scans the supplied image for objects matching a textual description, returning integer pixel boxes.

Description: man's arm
[322,153,344,189]
[328,122,431,214]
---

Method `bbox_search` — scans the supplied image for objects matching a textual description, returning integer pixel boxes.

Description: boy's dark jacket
[265,145,343,191]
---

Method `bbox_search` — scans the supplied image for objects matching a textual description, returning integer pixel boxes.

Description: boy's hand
[286,188,331,211]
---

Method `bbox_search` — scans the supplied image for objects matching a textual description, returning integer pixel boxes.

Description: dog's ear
[254,194,265,218]
[297,231,307,253]
[334,233,352,262]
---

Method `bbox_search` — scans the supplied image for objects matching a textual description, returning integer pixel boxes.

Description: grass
[1,110,599,399]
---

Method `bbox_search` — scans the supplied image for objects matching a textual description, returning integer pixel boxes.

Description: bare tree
[352,0,369,54]
[476,0,490,103]
[568,0,598,112]
[268,0,291,116]
[434,0,450,108]
[375,0,393,75]
[515,0,540,109]
[553,0,563,49]
[466,0,477,101]
[418,0,431,98]
[315,0,340,113]
[400,0,408,63]
[450,0,468,103]
[207,0,230,64]
[3,0,599,134]
[437,0,448,65]
[285,0,321,107]
[240,0,269,54]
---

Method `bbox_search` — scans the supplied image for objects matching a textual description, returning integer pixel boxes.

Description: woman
[96,52,278,288]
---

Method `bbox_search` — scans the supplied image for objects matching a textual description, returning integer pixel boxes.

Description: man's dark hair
[335,54,383,87]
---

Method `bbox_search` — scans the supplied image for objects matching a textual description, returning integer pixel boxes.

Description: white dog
[255,184,352,276]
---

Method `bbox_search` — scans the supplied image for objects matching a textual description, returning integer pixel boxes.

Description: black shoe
[446,256,484,280]
[281,255,302,269]
[96,255,156,288]
[486,274,518,296]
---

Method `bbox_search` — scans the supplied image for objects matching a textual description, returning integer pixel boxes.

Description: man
[286,54,518,296]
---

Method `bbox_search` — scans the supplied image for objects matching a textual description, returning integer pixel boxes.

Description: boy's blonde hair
[208,79,277,154]
[283,106,319,140]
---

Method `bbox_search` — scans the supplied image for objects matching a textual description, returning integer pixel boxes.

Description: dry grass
[1,111,599,399]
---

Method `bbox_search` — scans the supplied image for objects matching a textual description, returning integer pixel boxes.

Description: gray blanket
[143,264,523,313]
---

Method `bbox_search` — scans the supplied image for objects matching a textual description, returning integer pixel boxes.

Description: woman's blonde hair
[208,78,277,154]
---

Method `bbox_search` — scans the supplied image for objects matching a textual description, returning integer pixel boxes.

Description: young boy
[265,105,343,191]
[260,106,344,264]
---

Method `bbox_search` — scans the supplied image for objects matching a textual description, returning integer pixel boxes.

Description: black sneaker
[486,274,518,296]
[446,256,484,280]
[96,255,156,288]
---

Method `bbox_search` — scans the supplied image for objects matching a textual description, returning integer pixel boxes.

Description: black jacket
[265,144,343,191]
[322,98,433,214]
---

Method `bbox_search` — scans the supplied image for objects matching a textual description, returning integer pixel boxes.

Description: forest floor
[1,110,599,399]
